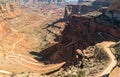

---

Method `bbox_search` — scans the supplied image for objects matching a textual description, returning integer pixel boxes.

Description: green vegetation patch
[110,42,120,66]
[93,45,109,62]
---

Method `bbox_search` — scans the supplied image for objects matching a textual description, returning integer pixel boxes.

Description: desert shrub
[67,70,86,77]
[93,46,109,61]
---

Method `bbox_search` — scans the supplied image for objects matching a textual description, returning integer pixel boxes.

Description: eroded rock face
[0,20,11,41]
[50,14,120,63]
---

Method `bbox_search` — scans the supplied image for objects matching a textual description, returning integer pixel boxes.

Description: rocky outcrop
[64,5,80,18]
[49,13,120,63]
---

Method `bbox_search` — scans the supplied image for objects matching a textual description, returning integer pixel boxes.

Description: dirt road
[7,55,65,73]
[97,41,117,77]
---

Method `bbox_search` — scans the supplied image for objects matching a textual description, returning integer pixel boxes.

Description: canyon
[0,0,120,77]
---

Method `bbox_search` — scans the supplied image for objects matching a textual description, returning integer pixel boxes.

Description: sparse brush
[77,70,86,77]
[93,46,109,61]
[67,70,86,77]
[110,42,120,66]
[26,75,29,77]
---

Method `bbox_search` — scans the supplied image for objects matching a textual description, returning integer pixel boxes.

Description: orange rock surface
[0,21,11,41]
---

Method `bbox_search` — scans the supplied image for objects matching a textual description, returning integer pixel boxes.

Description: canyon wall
[50,13,120,62]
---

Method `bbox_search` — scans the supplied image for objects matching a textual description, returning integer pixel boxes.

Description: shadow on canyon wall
[30,14,120,66]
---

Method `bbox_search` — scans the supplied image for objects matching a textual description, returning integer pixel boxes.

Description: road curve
[7,55,65,74]
[7,34,65,74]
[97,41,117,77]
[10,34,25,55]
